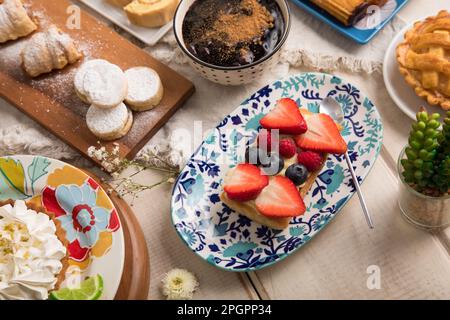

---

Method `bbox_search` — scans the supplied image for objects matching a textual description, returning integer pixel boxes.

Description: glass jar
[398,147,450,230]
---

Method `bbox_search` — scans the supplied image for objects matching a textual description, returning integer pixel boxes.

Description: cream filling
[0,201,66,300]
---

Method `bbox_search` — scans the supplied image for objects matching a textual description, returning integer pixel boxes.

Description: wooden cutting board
[0,0,194,166]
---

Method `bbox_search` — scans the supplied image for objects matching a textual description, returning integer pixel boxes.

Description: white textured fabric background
[0,4,406,167]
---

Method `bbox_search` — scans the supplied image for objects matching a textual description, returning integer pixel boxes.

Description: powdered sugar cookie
[86,103,133,141]
[75,60,128,108]
[74,59,110,104]
[124,67,163,111]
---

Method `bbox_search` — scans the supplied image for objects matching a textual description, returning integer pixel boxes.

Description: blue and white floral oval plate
[171,73,383,272]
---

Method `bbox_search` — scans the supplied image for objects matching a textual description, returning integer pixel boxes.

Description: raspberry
[279,139,297,158]
[297,151,323,171]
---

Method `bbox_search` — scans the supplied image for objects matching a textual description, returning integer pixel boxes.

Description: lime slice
[49,274,104,300]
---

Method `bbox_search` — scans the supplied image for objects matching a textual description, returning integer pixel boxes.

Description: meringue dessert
[0,200,67,300]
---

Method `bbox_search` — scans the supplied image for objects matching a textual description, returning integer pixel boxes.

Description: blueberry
[285,164,309,186]
[261,153,284,175]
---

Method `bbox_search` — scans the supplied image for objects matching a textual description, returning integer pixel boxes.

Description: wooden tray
[0,0,194,166]
[84,170,150,300]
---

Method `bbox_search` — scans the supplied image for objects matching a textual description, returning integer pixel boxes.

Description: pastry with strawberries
[221,98,347,230]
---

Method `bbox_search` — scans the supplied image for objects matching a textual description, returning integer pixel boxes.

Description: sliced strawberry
[260,98,308,135]
[224,164,269,202]
[295,113,347,154]
[257,130,276,152]
[255,176,306,218]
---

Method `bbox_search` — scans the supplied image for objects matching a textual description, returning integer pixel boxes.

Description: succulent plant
[401,109,441,190]
[402,109,449,196]
[438,111,450,155]
[431,112,450,193]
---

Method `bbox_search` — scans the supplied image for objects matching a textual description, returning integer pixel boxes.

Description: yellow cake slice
[124,0,179,28]
[310,0,388,26]
[106,0,132,7]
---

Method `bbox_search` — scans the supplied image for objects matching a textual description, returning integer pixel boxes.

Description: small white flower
[142,153,151,162]
[112,146,120,156]
[167,177,175,184]
[94,149,105,161]
[122,178,132,189]
[87,146,96,158]
[101,161,114,173]
[111,172,120,179]
[112,157,121,167]
[161,268,198,300]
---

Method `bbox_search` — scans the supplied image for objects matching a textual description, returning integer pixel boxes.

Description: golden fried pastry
[397,10,450,111]
[310,0,387,26]
[21,25,82,77]
[0,0,37,43]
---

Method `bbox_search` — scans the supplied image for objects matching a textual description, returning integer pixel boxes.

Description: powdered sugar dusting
[86,103,128,134]
[0,0,37,43]
[47,25,72,49]
[125,67,161,102]
[74,59,110,97]
[31,9,51,29]
[83,62,127,107]
[29,67,88,118]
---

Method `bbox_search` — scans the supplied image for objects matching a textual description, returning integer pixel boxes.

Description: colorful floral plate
[171,72,383,272]
[0,155,125,299]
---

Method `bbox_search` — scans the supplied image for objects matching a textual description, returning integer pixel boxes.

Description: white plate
[80,0,172,46]
[383,22,447,120]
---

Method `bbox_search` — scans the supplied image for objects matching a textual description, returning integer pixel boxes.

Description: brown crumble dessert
[182,0,284,67]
